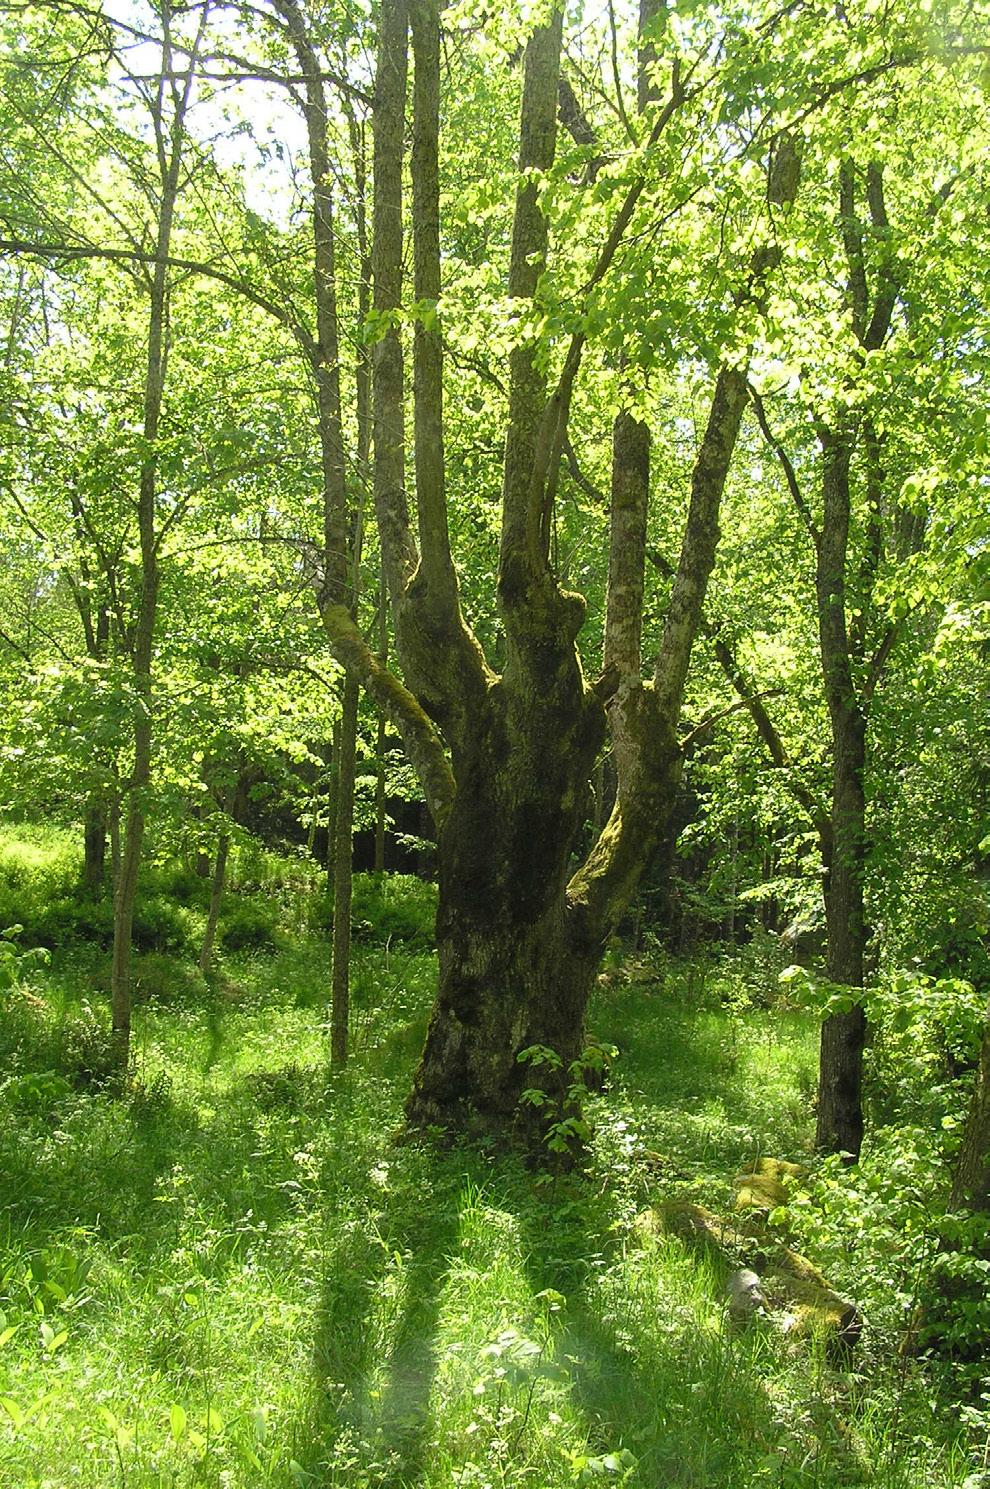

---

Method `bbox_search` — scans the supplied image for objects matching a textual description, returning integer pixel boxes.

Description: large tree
[3,0,986,1143]
[309,0,981,1136]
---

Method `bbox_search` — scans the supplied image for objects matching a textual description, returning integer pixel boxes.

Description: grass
[0,824,980,1488]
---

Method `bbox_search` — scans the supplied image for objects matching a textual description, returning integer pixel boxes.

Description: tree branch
[0,238,317,356]
[680,687,786,753]
[748,385,821,547]
[318,602,455,829]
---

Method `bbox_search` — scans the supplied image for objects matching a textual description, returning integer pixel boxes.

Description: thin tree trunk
[374,715,388,873]
[950,1001,990,1213]
[374,568,389,873]
[813,162,900,1157]
[331,673,360,1065]
[198,831,231,974]
[110,11,204,1067]
[814,427,868,1158]
[325,717,342,915]
[109,788,121,891]
[276,0,368,1068]
[816,714,868,1156]
[111,578,156,1060]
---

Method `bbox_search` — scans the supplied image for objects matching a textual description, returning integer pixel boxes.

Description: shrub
[0,883,193,957]
[0,938,59,1077]
[127,1068,174,1123]
[132,953,209,1006]
[221,900,279,953]
[32,894,115,949]
[59,1001,118,1088]
[0,825,80,900]
[147,861,211,907]
[2,1069,74,1117]
[131,896,195,955]
[312,873,437,947]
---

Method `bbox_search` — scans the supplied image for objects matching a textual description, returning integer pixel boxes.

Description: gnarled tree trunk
[310,0,775,1140]
[408,644,606,1126]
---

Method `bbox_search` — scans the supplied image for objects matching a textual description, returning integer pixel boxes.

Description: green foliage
[220,901,280,954]
[870,968,985,1095]
[132,898,197,956]
[0,826,86,945]
[132,954,209,1008]
[0,851,981,1489]
[311,873,438,949]
[518,1039,619,1156]
[0,925,49,995]
[57,1001,118,1089]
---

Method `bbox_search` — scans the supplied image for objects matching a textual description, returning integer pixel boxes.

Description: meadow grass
[0,826,977,1488]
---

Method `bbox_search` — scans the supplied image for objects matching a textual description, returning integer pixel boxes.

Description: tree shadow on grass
[510,1173,792,1489]
[300,1141,474,1488]
[202,1004,226,1073]
[0,1060,343,1286]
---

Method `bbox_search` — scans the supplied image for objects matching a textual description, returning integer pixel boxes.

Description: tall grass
[0,825,977,1488]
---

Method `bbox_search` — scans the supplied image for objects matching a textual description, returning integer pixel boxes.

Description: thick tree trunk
[82,800,107,893]
[411,892,598,1132]
[406,676,605,1131]
[368,0,763,1143]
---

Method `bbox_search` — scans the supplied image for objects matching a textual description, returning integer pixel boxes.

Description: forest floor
[0,824,981,1489]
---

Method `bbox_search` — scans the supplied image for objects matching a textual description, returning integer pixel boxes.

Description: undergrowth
[0,824,982,1488]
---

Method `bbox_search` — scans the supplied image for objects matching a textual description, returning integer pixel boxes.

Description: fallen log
[638,1198,862,1356]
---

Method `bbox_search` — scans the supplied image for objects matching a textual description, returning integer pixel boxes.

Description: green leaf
[0,1396,25,1429]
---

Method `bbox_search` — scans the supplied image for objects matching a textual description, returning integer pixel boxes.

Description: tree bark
[950,1002,990,1213]
[111,560,157,1062]
[330,674,360,1064]
[82,800,107,893]
[199,831,231,973]
[406,673,606,1130]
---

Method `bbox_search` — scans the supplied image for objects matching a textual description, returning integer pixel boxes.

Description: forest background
[0,0,988,1484]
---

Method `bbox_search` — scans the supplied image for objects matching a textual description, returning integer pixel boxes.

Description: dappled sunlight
[0,835,978,1487]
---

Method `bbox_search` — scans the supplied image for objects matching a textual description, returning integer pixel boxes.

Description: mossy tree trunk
[306,0,777,1139]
